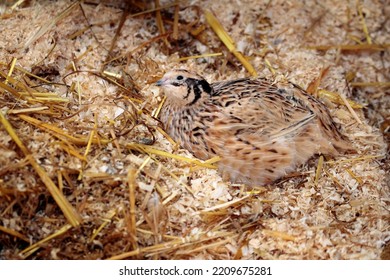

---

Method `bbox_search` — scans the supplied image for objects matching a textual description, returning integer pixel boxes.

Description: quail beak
[156,78,165,86]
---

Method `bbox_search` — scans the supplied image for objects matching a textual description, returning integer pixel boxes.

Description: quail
[156,69,350,186]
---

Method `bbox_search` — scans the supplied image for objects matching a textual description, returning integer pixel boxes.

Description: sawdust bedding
[0,0,389,260]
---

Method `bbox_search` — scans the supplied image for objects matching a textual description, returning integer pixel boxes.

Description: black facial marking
[183,83,192,100]
[189,82,202,105]
[184,78,212,106]
[171,82,181,87]
[198,79,212,94]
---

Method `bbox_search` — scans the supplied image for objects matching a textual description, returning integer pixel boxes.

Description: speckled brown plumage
[157,69,350,186]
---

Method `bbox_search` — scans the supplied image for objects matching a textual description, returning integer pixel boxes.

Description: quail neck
[157,69,351,186]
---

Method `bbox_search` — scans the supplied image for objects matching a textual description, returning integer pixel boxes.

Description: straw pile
[0,0,389,259]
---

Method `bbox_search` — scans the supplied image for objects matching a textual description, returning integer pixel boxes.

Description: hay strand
[24,1,80,48]
[356,0,372,45]
[18,114,110,146]
[155,0,170,48]
[350,82,390,88]
[339,92,363,124]
[0,111,82,227]
[5,57,17,84]
[314,155,324,186]
[127,143,218,169]
[318,89,364,109]
[198,194,251,214]
[177,52,223,61]
[172,0,180,40]
[205,10,257,76]
[20,224,73,258]
[0,225,30,243]
[128,168,139,250]
[307,43,388,51]
[262,230,296,241]
[89,210,116,242]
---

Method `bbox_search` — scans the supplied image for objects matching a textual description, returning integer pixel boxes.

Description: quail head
[156,69,351,186]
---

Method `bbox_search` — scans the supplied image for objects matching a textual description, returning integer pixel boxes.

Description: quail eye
[177,75,184,80]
